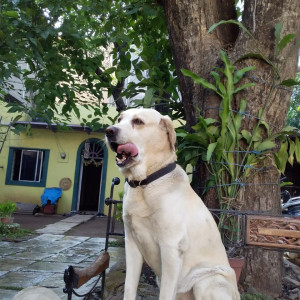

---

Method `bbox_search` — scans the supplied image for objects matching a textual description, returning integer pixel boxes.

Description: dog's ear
[159,116,176,152]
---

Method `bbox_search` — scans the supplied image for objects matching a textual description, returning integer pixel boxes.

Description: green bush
[0,201,17,217]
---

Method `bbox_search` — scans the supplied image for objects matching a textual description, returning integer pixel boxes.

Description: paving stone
[0,271,50,288]
[25,261,68,273]
[0,218,159,300]
[32,234,64,242]
[36,223,75,234]
[0,288,18,300]
[88,237,106,243]
[77,242,106,253]
[11,249,53,260]
[0,258,34,271]
[0,246,23,256]
[61,235,90,242]
[37,273,64,288]
[46,252,89,264]
[60,214,95,223]
[62,246,102,257]
[0,271,8,277]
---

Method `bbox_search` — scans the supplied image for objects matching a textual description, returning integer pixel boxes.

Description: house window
[6,147,50,187]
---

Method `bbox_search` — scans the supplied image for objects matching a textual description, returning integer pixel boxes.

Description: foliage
[115,190,124,222]
[0,201,17,217]
[0,0,179,130]
[178,21,300,212]
[179,48,299,249]
[241,292,274,300]
[286,72,300,128]
[179,50,300,204]
[0,223,33,241]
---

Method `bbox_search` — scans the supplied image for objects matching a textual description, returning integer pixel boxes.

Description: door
[78,141,104,212]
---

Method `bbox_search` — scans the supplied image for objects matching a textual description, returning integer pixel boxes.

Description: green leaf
[256,140,276,151]
[207,125,219,137]
[116,70,131,79]
[143,88,154,108]
[205,118,218,125]
[277,34,296,55]
[280,181,293,187]
[275,141,289,173]
[281,125,298,133]
[241,129,252,144]
[3,10,19,18]
[279,78,300,87]
[208,20,253,38]
[233,83,255,94]
[207,142,217,162]
[288,139,295,166]
[181,69,218,93]
[235,53,276,70]
[233,66,255,84]
[234,99,247,133]
[142,4,157,17]
[211,71,226,95]
[274,23,283,44]
[295,138,300,162]
[260,120,270,137]
[12,115,22,124]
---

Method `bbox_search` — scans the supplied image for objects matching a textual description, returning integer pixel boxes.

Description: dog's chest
[123,189,160,250]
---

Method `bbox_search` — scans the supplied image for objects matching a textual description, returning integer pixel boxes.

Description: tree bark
[160,0,238,129]
[160,0,300,297]
[230,0,300,296]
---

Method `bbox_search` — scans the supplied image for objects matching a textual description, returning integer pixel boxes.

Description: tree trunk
[230,1,300,296]
[160,0,300,297]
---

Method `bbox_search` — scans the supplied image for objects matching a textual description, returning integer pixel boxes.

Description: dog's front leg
[123,235,143,300]
[159,246,183,300]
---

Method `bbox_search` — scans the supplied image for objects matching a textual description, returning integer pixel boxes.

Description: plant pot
[228,257,244,282]
[1,217,14,224]
[43,204,56,215]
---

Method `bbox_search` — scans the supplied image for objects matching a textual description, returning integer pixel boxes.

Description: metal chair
[63,177,124,299]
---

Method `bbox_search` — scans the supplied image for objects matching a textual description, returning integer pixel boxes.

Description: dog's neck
[120,152,177,182]
[126,162,177,188]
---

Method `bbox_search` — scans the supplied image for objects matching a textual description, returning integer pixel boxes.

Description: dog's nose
[106,126,118,138]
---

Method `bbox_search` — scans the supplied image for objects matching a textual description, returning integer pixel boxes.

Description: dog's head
[106,108,176,177]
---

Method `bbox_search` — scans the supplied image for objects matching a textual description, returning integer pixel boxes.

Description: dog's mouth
[110,142,138,167]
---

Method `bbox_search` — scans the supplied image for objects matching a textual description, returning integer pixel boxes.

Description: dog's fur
[106,108,240,300]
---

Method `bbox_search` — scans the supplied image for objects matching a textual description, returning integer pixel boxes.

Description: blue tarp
[41,188,62,206]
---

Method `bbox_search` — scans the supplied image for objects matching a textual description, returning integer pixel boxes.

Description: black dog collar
[126,162,177,188]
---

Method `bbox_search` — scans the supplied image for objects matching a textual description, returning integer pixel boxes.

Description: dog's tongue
[117,143,138,157]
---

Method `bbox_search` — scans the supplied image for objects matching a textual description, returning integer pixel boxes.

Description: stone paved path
[0,214,158,299]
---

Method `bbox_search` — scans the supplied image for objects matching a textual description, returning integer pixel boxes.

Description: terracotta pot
[0,217,14,224]
[228,257,244,281]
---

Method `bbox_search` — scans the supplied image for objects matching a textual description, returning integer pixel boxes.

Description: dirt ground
[13,213,124,238]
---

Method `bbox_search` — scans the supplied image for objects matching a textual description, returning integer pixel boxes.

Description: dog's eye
[132,118,144,126]
[117,117,122,123]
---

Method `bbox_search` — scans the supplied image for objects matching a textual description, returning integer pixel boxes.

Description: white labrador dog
[106,108,240,300]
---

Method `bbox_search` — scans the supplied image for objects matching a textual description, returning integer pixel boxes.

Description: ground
[8,213,300,300]
[13,213,113,238]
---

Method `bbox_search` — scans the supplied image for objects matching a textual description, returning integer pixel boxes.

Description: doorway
[75,140,107,213]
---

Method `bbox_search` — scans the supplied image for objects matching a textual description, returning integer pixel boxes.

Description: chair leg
[63,266,74,300]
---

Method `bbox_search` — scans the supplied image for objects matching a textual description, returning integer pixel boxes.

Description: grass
[0,286,23,291]
[0,223,34,241]
[241,292,275,300]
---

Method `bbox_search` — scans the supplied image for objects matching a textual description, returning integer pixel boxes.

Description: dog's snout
[106,126,118,139]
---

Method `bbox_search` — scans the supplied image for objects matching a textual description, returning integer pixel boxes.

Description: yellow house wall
[0,108,125,215]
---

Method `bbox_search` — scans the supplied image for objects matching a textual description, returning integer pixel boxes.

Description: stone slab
[25,261,68,273]
[0,258,34,271]
[0,271,50,288]
[60,214,95,223]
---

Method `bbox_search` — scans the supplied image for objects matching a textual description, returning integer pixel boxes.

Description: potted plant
[177,50,300,280]
[0,201,17,224]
